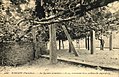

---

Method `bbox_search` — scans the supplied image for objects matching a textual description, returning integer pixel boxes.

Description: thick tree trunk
[90,30,95,54]
[49,24,57,64]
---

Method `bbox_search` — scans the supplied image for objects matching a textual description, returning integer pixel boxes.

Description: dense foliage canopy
[0,0,119,41]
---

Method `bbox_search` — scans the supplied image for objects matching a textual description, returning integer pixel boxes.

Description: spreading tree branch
[34,16,77,25]
[17,0,119,40]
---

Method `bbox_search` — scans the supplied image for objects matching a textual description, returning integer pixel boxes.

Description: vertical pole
[85,37,88,49]
[32,28,37,59]
[69,42,71,53]
[90,30,95,54]
[87,36,90,50]
[59,40,61,50]
[100,39,102,50]
[62,40,64,49]
[49,24,57,64]
[109,32,113,50]
[79,39,80,49]
[76,39,80,49]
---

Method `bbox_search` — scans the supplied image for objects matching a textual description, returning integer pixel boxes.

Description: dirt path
[0,58,118,77]
[57,49,119,68]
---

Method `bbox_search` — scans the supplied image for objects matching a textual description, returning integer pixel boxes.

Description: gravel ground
[0,33,119,77]
[47,39,119,68]
[57,49,119,68]
[0,58,118,77]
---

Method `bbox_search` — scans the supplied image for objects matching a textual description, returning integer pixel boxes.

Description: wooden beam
[90,30,95,54]
[62,25,79,56]
[49,24,57,64]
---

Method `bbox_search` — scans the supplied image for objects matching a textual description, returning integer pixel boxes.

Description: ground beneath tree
[0,58,118,77]
[0,41,119,77]
[57,48,119,69]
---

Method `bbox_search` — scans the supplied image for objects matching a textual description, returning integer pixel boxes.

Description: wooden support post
[109,32,113,51]
[49,24,57,64]
[76,39,80,49]
[79,39,80,49]
[90,30,95,54]
[62,25,79,56]
[32,28,37,59]
[100,38,103,50]
[100,38,104,50]
[62,40,64,49]
[85,37,88,49]
[87,36,90,50]
[59,40,61,50]
[69,42,72,53]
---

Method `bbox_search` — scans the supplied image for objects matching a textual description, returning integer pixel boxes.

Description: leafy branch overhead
[10,0,118,24]
[23,0,119,39]
[0,0,119,41]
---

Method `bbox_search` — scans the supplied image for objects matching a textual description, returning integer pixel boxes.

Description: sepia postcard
[0,0,119,77]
